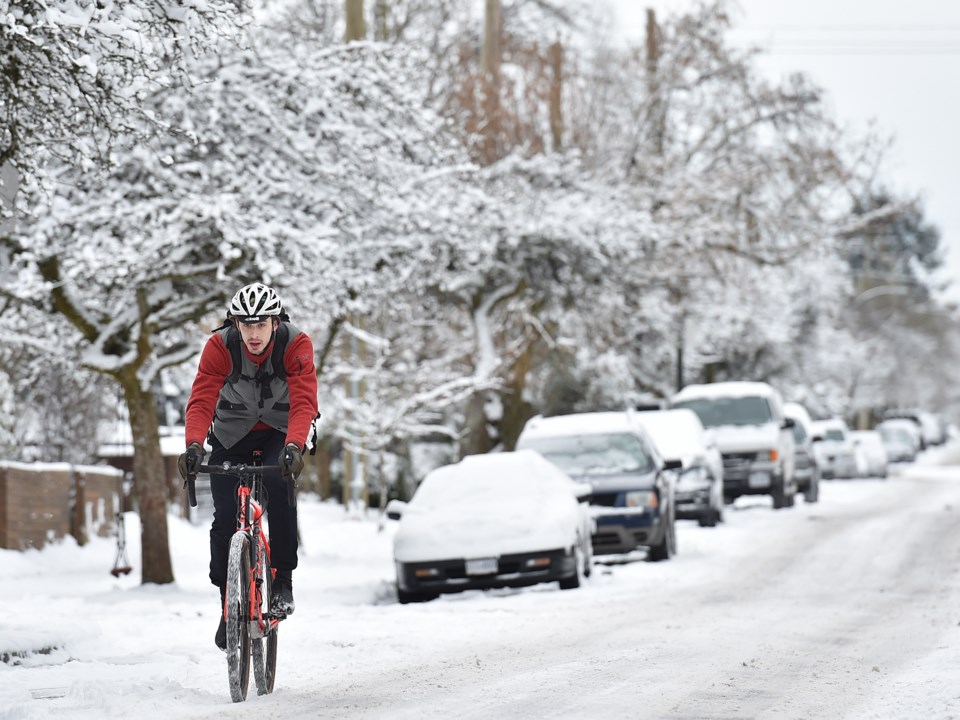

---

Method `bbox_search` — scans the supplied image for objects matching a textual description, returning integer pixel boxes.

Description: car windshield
[791,423,808,443]
[879,427,909,443]
[824,429,845,442]
[672,396,773,428]
[518,433,654,476]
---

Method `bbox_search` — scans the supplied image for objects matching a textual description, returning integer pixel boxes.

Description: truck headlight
[757,449,778,462]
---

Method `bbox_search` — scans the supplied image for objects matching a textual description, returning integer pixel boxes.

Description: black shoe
[215,616,227,651]
[215,585,227,651]
[271,571,295,617]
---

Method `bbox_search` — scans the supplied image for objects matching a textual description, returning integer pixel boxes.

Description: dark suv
[516,411,677,561]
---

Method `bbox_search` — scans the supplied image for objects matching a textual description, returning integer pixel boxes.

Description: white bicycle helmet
[228,283,283,322]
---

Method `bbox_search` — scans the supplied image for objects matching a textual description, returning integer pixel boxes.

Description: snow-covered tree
[0,0,246,192]
[0,35,475,581]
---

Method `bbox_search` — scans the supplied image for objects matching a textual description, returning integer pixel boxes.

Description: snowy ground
[4,446,960,719]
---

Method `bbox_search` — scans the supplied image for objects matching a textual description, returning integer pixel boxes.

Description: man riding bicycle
[178,282,319,650]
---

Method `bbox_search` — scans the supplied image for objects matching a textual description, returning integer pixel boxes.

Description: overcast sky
[607,0,960,302]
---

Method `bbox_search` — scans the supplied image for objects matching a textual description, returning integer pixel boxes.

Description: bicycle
[185,452,297,702]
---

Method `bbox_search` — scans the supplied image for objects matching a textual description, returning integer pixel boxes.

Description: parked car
[388,450,594,604]
[875,419,920,462]
[634,408,724,527]
[670,381,797,509]
[812,418,859,479]
[783,402,822,503]
[881,409,944,448]
[515,411,677,560]
[849,430,889,478]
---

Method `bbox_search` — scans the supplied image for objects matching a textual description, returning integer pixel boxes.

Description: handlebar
[197,462,283,477]
[183,462,298,509]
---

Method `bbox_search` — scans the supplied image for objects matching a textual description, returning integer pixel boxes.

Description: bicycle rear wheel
[252,542,278,695]
[253,632,278,695]
[226,533,252,702]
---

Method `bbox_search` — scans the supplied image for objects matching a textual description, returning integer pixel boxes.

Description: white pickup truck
[670,381,797,509]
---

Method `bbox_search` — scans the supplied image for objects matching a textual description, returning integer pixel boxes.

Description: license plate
[748,472,770,488]
[465,557,498,575]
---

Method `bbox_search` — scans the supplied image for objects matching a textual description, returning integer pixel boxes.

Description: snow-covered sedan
[633,408,724,527]
[388,450,594,604]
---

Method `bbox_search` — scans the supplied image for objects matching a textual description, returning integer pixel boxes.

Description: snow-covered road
[5,451,960,720]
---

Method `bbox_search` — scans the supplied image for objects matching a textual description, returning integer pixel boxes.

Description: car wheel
[772,477,787,509]
[698,508,718,527]
[804,471,820,503]
[773,468,796,509]
[647,512,676,562]
[559,542,584,590]
[397,585,436,604]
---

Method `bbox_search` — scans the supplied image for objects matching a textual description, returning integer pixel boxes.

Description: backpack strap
[225,326,243,384]
[271,323,290,382]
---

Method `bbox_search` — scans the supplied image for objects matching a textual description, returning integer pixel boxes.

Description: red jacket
[185,330,318,449]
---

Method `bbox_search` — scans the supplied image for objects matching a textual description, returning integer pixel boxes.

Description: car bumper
[721,459,781,498]
[822,455,858,479]
[396,548,576,595]
[590,508,663,555]
[793,464,816,489]
[675,488,712,519]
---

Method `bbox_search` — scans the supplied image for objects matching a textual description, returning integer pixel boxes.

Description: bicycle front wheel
[225,532,252,702]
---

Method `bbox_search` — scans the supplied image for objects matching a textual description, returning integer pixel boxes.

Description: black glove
[279,443,304,479]
[178,442,204,480]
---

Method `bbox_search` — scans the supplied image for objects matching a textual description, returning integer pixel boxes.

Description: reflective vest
[211,322,302,449]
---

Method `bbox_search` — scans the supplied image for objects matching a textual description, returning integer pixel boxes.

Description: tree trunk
[460,391,496,458]
[481,0,501,78]
[373,0,388,41]
[121,371,174,585]
[548,40,563,153]
[345,0,365,42]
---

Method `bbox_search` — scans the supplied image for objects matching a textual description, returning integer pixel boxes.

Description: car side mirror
[812,434,824,443]
[782,418,796,429]
[572,481,593,503]
[385,499,407,520]
[662,459,683,472]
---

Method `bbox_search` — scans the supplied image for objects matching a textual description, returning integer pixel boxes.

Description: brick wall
[0,462,124,550]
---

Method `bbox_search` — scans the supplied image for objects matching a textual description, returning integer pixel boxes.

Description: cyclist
[178,282,318,650]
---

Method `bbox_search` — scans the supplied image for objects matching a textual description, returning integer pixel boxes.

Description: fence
[0,461,124,550]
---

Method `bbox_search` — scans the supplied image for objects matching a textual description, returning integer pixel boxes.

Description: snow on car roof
[517,411,640,440]
[416,448,573,506]
[671,381,777,402]
[633,409,705,460]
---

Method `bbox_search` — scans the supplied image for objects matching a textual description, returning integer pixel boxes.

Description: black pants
[208,428,299,589]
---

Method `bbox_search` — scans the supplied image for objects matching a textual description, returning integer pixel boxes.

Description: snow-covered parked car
[515,412,677,560]
[876,419,919,462]
[388,450,594,604]
[783,402,822,503]
[813,418,860,479]
[850,430,889,478]
[634,408,724,527]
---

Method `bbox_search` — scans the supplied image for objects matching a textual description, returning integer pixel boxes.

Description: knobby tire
[226,533,252,702]
[252,538,278,696]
